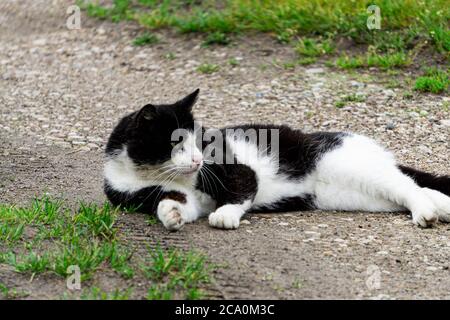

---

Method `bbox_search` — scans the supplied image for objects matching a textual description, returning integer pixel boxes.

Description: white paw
[423,188,450,223]
[208,205,243,230]
[411,203,438,228]
[157,200,185,231]
[412,210,438,228]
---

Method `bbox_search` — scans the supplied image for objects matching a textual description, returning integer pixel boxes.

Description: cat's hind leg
[422,188,450,223]
[399,166,450,222]
[314,134,439,227]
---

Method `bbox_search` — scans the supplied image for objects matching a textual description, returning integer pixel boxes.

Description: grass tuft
[74,202,117,240]
[142,246,213,300]
[80,287,133,300]
[335,93,366,108]
[202,32,231,47]
[414,68,449,94]
[14,251,51,274]
[296,37,335,57]
[197,63,220,74]
[132,32,159,46]
[335,52,411,69]
[0,282,28,299]
[83,0,133,22]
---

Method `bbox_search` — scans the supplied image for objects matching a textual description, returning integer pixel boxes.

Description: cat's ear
[174,89,200,112]
[137,104,157,122]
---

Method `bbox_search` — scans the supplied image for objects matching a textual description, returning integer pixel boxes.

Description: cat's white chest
[193,189,217,214]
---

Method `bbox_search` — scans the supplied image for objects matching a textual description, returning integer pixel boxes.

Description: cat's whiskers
[153,170,180,203]
[199,167,215,195]
[141,169,181,204]
[148,166,179,183]
[198,169,207,193]
[200,165,220,195]
[202,165,240,195]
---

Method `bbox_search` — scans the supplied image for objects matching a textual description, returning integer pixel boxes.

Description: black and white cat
[104,89,450,231]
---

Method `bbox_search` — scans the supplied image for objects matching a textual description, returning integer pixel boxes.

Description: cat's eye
[170,142,177,148]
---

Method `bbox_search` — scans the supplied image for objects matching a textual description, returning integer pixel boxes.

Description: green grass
[202,32,231,47]
[81,0,449,56]
[146,215,159,225]
[443,101,449,111]
[0,222,24,243]
[80,287,133,300]
[0,197,216,300]
[291,277,302,289]
[53,241,118,279]
[0,198,131,279]
[0,196,64,244]
[386,79,401,89]
[83,0,133,22]
[335,52,412,69]
[197,63,220,74]
[0,282,28,299]
[403,91,414,99]
[298,57,317,65]
[296,37,335,57]
[0,282,10,298]
[414,67,449,94]
[132,32,159,46]
[335,93,366,108]
[282,61,296,70]
[164,52,176,60]
[142,246,213,300]
[74,202,117,240]
[13,251,51,274]
[228,57,240,66]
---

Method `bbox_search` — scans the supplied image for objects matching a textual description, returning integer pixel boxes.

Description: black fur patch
[104,181,187,214]
[197,162,258,206]
[104,181,162,213]
[161,191,187,204]
[218,124,346,179]
[399,165,450,196]
[250,194,316,213]
[278,130,347,179]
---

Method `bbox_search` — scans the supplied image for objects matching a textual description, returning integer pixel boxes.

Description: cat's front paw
[208,205,243,230]
[157,200,186,231]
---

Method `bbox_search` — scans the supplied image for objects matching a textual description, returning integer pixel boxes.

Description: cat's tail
[399,165,450,196]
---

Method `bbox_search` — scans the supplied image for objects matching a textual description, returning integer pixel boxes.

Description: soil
[0,0,449,299]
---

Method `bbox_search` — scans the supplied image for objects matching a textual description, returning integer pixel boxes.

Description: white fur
[104,148,151,193]
[209,200,252,229]
[158,199,185,231]
[310,135,439,227]
[422,188,450,222]
[171,132,203,173]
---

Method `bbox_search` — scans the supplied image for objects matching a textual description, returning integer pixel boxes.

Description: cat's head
[107,89,203,178]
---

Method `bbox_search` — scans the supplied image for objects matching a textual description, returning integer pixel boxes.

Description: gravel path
[1,0,449,299]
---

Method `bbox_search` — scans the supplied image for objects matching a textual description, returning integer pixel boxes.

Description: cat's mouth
[178,166,201,175]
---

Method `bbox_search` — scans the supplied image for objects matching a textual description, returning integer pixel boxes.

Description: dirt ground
[1,1,449,299]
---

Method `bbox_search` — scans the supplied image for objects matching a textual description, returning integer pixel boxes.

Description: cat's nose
[191,156,203,167]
